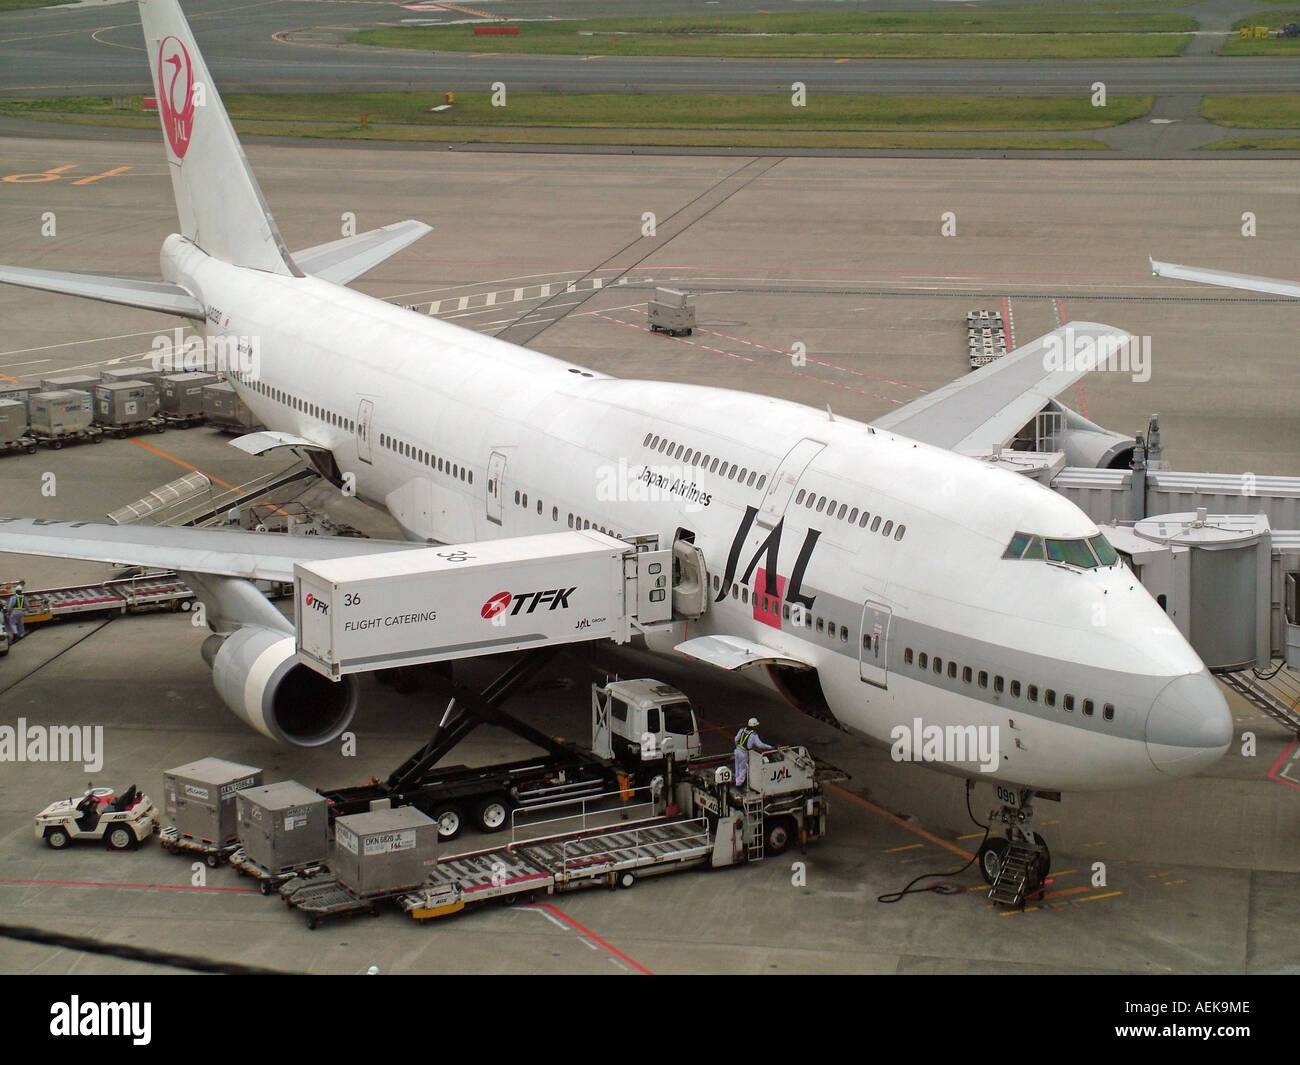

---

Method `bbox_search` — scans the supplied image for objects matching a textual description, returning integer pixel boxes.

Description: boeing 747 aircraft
[0,0,1232,879]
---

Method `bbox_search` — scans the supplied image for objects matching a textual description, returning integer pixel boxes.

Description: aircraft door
[356,398,375,465]
[860,600,892,689]
[486,450,507,525]
[759,438,826,529]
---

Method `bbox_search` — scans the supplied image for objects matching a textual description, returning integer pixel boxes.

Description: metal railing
[508,782,662,848]
[559,817,710,877]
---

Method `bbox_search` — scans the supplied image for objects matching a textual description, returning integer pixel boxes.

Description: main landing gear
[976,788,1052,908]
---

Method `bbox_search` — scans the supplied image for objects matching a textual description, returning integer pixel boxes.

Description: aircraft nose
[1145,670,1232,775]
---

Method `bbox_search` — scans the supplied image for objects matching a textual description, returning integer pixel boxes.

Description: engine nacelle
[203,626,357,746]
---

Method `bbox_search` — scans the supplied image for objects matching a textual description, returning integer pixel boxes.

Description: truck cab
[592,678,703,768]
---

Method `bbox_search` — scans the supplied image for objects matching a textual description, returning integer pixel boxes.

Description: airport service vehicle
[286,740,829,929]
[647,287,696,336]
[322,675,708,841]
[0,0,1236,883]
[35,785,159,851]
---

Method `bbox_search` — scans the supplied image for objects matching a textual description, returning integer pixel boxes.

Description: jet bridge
[1029,417,1300,733]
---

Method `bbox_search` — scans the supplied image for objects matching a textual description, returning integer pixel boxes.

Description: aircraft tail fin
[139,0,300,276]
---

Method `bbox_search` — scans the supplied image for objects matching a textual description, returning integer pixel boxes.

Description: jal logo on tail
[157,35,196,159]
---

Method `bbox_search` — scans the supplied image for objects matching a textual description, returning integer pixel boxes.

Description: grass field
[1218,10,1300,54]
[0,92,1154,133]
[348,11,1195,60]
[0,0,77,9]
[1200,94,1300,128]
[1202,135,1300,149]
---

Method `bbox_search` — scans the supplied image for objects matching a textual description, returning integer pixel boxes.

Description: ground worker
[734,717,773,786]
[4,583,23,642]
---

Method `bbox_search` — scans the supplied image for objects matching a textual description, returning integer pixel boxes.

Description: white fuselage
[164,235,1231,792]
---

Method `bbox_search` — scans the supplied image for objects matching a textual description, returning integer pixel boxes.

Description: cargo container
[100,364,161,388]
[26,389,102,446]
[647,287,696,337]
[295,530,670,678]
[161,757,263,861]
[38,373,100,395]
[159,371,217,424]
[0,399,36,455]
[236,781,329,874]
[202,381,262,432]
[94,380,162,431]
[332,806,438,897]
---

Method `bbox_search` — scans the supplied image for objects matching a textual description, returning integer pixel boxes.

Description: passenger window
[947,662,957,679]
[933,657,942,675]
[1103,703,1115,721]
[1082,699,1094,716]
[741,588,749,604]
[904,648,913,665]
[817,497,827,513]
[739,468,748,482]
[1028,685,1038,702]
[871,516,882,532]
[747,472,757,487]
[962,667,972,684]
[711,458,720,473]
[1010,680,1021,698]
[895,525,906,541]
[978,671,988,689]
[838,504,848,520]
[882,521,894,537]
[757,476,766,490]
[840,626,848,643]
[816,617,825,634]
[796,490,805,505]
[643,433,653,447]
[1064,694,1075,712]
[552,506,558,521]
[1045,689,1057,708]
[918,653,928,669]
[994,675,1004,694]
[859,512,870,528]
[849,508,859,524]
[568,514,574,528]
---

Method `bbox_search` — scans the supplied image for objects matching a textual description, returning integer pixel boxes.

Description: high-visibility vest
[13,594,23,610]
[736,727,754,750]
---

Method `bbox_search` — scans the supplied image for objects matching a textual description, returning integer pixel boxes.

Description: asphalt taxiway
[0,134,1297,974]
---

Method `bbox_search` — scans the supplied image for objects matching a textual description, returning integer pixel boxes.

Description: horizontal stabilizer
[293,221,432,286]
[674,634,812,672]
[1150,257,1300,299]
[0,264,204,319]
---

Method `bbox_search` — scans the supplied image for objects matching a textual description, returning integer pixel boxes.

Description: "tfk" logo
[481,588,576,619]
[304,592,329,615]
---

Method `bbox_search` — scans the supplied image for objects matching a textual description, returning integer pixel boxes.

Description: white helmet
[747,717,759,727]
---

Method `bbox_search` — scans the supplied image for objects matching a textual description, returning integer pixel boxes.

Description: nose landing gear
[976,788,1052,908]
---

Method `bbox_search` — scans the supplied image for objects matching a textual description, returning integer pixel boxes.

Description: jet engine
[202,626,357,746]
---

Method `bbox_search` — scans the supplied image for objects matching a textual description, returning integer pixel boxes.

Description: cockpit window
[1088,533,1118,567]
[1046,538,1099,568]
[1002,532,1031,559]
[1004,531,1116,568]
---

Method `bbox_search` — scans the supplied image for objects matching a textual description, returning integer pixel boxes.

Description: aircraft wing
[0,265,204,319]
[0,518,425,583]
[292,221,432,287]
[1150,257,1300,298]
[870,322,1129,452]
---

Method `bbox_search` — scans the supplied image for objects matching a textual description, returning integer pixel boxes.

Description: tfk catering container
[27,390,92,436]
[332,806,437,897]
[163,758,263,846]
[236,781,329,873]
[160,371,217,415]
[94,381,159,425]
[294,530,635,679]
